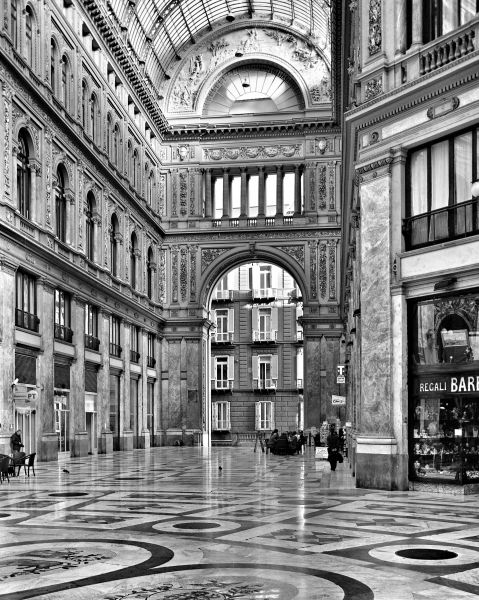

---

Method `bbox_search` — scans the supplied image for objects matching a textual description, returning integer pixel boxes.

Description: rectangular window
[130,325,140,363]
[231,175,241,218]
[110,316,121,357]
[253,354,278,389]
[146,381,154,439]
[215,309,229,342]
[147,332,156,368]
[255,400,275,430]
[213,177,223,220]
[109,373,120,450]
[248,175,259,217]
[15,270,39,332]
[84,303,100,350]
[215,356,229,389]
[130,377,138,436]
[212,401,231,430]
[258,308,271,340]
[406,126,479,249]
[259,265,272,292]
[54,289,72,342]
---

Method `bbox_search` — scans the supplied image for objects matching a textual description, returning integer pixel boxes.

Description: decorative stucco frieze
[364,76,383,101]
[328,239,337,300]
[368,0,382,56]
[280,245,305,269]
[159,247,166,305]
[190,245,197,302]
[203,145,302,161]
[180,246,188,302]
[319,242,327,298]
[179,170,188,216]
[201,247,228,273]
[318,164,327,210]
[356,156,393,184]
[309,241,317,299]
[159,173,166,217]
[328,162,336,210]
[171,171,178,217]
[172,246,179,303]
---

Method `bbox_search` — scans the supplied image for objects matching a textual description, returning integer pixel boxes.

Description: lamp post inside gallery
[335,365,347,421]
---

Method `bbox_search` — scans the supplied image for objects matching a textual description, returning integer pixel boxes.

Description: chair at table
[17,453,36,477]
[0,454,11,483]
[11,451,26,477]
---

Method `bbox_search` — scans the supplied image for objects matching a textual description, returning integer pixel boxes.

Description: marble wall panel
[360,176,392,436]
[167,340,182,428]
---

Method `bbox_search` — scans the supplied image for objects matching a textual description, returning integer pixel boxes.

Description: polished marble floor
[1,446,479,599]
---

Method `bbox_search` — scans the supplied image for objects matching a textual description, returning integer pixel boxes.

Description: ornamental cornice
[165,228,340,245]
[355,156,393,183]
[346,55,479,128]
[204,144,302,161]
[166,123,341,141]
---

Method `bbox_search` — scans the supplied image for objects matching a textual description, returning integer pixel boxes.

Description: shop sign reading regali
[416,373,479,395]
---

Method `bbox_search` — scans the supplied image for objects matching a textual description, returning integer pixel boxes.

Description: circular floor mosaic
[370,544,479,567]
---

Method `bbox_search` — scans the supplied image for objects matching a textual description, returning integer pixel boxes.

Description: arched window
[110,213,119,277]
[113,123,120,166]
[147,246,154,299]
[127,141,133,178]
[145,165,155,206]
[55,166,67,242]
[90,93,97,142]
[17,130,31,219]
[81,80,88,129]
[11,0,19,49]
[61,55,70,109]
[51,39,57,94]
[25,6,34,68]
[133,149,139,189]
[130,232,137,290]
[106,114,112,159]
[85,192,95,261]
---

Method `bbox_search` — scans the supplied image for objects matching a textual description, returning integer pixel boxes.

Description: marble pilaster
[120,320,132,451]
[70,295,87,457]
[98,309,112,454]
[37,280,58,462]
[357,165,407,490]
[139,329,150,449]
[0,258,17,455]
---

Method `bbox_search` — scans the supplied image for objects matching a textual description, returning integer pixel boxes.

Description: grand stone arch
[159,233,343,446]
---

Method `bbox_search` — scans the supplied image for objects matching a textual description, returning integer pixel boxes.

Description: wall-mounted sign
[332,395,346,405]
[416,373,479,396]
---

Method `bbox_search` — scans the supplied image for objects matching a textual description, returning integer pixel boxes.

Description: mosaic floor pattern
[1,446,479,599]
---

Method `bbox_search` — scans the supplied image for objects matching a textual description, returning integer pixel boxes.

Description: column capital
[40,278,55,293]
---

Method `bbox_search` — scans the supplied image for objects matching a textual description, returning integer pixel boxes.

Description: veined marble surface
[1,446,479,599]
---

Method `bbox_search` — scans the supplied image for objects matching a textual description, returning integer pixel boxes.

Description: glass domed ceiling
[204,66,304,116]
[106,0,331,86]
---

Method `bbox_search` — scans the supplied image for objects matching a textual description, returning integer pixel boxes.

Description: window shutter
[211,356,216,380]
[271,355,278,380]
[271,307,278,336]
[252,263,259,291]
[252,355,259,381]
[227,355,234,381]
[255,401,261,430]
[270,401,275,430]
[225,401,231,430]
[251,306,259,330]
[227,308,234,333]
[212,402,219,430]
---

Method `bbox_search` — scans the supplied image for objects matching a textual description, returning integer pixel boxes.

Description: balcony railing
[212,332,234,343]
[419,27,475,76]
[84,334,100,351]
[297,378,303,389]
[214,289,233,301]
[403,197,479,250]
[252,330,277,343]
[252,288,277,299]
[213,379,233,391]
[15,309,40,332]
[130,350,140,363]
[212,420,231,431]
[254,378,277,390]
[110,343,122,358]
[147,356,156,368]
[54,324,73,343]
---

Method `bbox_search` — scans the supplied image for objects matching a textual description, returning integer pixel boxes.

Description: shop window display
[409,293,479,485]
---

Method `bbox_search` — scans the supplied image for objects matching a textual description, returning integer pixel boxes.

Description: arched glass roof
[107,0,331,87]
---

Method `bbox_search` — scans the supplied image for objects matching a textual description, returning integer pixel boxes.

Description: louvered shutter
[271,307,278,340]
[271,355,278,385]
[211,357,216,381]
[227,355,234,384]
[212,402,219,430]
[255,401,261,430]
[225,401,231,430]
[252,306,258,341]
[270,401,275,430]
[252,355,259,385]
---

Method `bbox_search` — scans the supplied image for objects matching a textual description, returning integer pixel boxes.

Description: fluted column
[204,169,212,218]
[294,165,303,215]
[240,167,248,217]
[411,0,422,46]
[395,0,407,54]
[222,168,230,218]
[258,167,266,217]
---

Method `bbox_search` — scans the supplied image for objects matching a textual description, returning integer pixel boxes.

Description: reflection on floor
[1,446,479,599]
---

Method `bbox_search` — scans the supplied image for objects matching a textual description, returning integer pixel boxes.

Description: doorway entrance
[54,391,70,455]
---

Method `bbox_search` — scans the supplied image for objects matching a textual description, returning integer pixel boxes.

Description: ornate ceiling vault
[84,0,339,138]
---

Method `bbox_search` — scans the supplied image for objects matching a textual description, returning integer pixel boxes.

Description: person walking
[327,424,341,471]
[10,429,24,454]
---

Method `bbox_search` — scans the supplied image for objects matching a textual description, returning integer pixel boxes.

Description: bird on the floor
[218,466,222,471]
[63,468,70,473]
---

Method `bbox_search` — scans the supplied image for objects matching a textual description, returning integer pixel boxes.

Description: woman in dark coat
[327,424,340,471]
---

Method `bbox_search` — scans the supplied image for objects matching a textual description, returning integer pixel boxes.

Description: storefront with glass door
[409,292,479,489]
